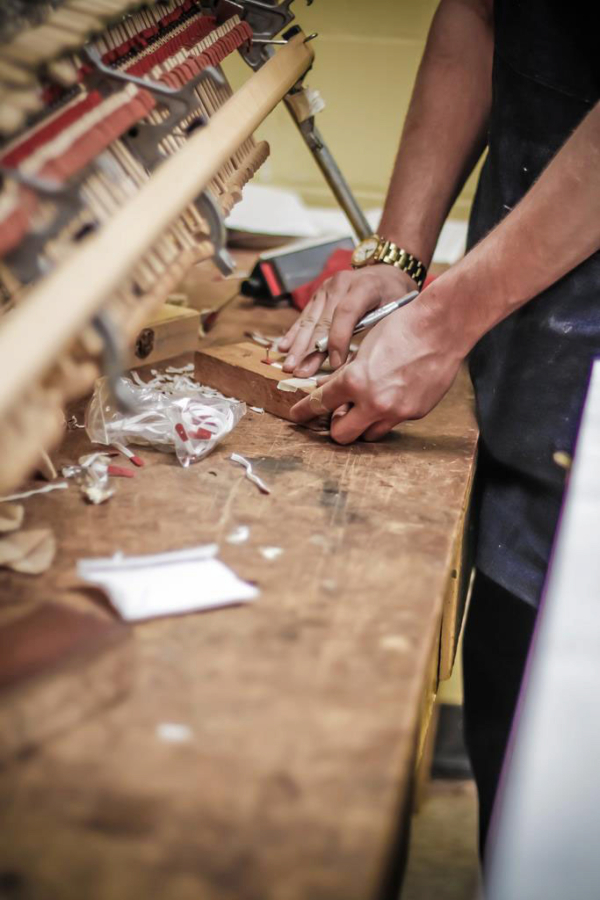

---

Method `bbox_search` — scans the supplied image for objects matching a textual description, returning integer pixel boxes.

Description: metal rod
[285,104,372,241]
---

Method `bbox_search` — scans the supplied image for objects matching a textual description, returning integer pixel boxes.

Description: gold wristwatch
[351,234,427,289]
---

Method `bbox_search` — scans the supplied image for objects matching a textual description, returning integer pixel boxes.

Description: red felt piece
[290,248,437,311]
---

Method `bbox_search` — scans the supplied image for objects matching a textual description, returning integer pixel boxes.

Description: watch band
[374,240,427,289]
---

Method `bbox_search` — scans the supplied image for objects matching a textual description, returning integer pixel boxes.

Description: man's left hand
[290,296,465,443]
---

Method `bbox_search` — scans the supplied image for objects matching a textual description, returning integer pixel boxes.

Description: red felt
[290,248,353,310]
[0,13,252,257]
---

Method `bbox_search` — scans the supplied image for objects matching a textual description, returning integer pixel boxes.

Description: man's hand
[290,293,465,443]
[279,265,418,378]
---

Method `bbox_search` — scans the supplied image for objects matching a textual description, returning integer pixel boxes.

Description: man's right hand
[278,263,416,378]
[279,264,419,378]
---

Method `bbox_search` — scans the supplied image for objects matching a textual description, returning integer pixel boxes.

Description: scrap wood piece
[0,528,56,575]
[38,449,58,482]
[195,340,312,420]
[0,503,24,533]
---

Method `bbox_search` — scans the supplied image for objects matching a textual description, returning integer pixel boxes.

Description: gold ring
[308,386,329,415]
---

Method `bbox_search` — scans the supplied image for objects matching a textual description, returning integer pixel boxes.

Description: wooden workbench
[0,287,477,900]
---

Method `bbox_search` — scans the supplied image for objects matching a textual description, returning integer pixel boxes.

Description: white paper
[77,544,258,621]
[226,184,320,238]
[226,184,467,264]
[432,219,468,265]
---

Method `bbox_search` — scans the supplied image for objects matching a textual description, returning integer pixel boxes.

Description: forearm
[379,0,494,267]
[426,101,600,352]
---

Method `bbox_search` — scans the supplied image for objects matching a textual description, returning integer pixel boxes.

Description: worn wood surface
[0,287,477,900]
[0,603,132,763]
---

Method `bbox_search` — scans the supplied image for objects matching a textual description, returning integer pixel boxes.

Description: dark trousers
[462,570,537,857]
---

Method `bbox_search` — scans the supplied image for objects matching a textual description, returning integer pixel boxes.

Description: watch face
[351,236,379,267]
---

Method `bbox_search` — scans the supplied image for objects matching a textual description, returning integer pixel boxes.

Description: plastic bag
[85,368,245,467]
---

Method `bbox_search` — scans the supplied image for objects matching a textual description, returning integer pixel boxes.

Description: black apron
[468,0,600,607]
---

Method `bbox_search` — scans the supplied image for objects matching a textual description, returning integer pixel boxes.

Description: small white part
[260,546,283,561]
[156,723,193,744]
[226,525,250,545]
[230,454,271,495]
[249,407,264,414]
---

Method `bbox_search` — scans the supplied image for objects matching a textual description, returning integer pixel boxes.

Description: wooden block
[0,603,132,762]
[195,341,310,419]
[129,303,200,368]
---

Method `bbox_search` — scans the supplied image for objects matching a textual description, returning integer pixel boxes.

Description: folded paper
[77,545,258,622]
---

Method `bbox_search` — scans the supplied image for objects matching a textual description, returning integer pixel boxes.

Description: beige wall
[223,0,480,219]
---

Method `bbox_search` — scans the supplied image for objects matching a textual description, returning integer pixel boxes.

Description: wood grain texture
[128,304,200,369]
[0,294,477,899]
[195,341,309,419]
[0,604,132,762]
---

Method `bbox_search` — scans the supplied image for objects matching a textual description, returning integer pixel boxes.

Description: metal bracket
[194,189,235,275]
[219,0,313,69]
[0,167,86,284]
[92,311,136,413]
[84,45,224,171]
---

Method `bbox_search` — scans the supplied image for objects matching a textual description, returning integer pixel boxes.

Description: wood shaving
[0,529,56,574]
[226,525,250,545]
[230,454,271,495]
[0,482,68,502]
[277,376,318,393]
[259,546,283,561]
[0,503,24,533]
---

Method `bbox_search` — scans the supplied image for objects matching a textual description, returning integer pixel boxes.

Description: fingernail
[283,355,296,372]
[295,366,310,377]
[279,338,290,351]
[330,351,341,369]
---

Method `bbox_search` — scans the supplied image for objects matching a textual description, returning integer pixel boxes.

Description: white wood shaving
[0,482,68,502]
[260,546,283,561]
[230,454,271,495]
[226,525,250,545]
[277,376,318,393]
[156,723,194,743]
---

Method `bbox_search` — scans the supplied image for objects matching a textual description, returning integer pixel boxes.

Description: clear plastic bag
[85,368,246,467]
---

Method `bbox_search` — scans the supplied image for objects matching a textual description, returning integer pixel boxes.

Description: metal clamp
[0,167,86,283]
[92,311,136,413]
[194,189,235,276]
[220,0,313,69]
[84,46,224,171]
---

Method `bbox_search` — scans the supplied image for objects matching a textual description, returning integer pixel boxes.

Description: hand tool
[314,289,419,353]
